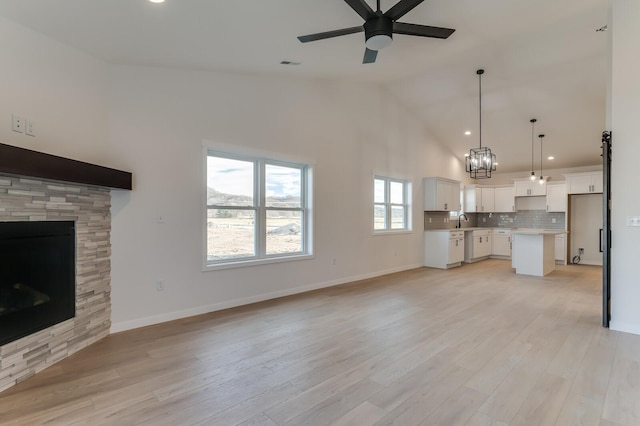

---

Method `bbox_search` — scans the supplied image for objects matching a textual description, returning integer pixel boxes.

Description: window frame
[373,175,412,234]
[203,148,313,270]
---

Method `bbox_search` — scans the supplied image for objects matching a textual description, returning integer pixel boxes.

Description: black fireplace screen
[0,221,75,346]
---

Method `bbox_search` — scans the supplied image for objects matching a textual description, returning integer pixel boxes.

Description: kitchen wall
[423,212,478,230]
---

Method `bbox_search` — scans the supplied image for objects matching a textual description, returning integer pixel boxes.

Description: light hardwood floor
[1,260,639,425]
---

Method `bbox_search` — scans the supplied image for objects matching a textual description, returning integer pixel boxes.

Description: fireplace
[0,221,76,346]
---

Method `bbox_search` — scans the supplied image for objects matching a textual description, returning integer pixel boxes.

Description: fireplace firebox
[0,221,75,346]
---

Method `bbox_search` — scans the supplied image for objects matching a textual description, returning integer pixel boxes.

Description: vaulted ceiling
[0,0,611,172]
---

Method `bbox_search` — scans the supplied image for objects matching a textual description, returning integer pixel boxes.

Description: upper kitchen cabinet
[481,187,495,212]
[424,177,461,212]
[463,185,482,213]
[494,186,515,212]
[565,171,603,194]
[546,182,567,212]
[465,185,512,213]
[514,179,546,197]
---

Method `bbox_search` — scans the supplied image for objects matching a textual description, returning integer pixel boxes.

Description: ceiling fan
[297,0,455,64]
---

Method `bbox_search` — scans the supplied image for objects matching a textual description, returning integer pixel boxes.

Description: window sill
[373,230,413,236]
[203,253,314,271]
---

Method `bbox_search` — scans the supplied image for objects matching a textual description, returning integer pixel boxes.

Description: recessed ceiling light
[149,0,165,3]
[494,162,499,166]
[464,131,471,136]
[547,156,554,160]
[464,153,469,157]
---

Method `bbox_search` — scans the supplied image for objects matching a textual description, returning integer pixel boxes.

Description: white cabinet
[464,186,506,212]
[463,185,482,213]
[514,179,547,197]
[555,233,566,264]
[424,177,461,212]
[480,187,495,212]
[565,171,603,194]
[492,229,512,257]
[424,230,464,269]
[546,182,567,212]
[494,186,515,212]
[449,231,465,265]
[464,229,492,263]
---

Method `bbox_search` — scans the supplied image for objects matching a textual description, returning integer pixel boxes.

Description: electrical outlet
[12,114,24,133]
[25,119,35,137]
[626,216,640,227]
[155,280,165,291]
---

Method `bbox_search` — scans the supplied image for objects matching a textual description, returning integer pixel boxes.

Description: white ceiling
[0,0,611,173]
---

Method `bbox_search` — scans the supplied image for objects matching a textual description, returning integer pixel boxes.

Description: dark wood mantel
[0,143,132,190]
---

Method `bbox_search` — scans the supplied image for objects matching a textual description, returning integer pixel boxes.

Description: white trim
[372,230,413,236]
[609,321,640,336]
[203,148,314,270]
[110,263,422,333]
[203,253,314,271]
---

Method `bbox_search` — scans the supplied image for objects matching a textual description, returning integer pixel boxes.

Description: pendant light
[529,119,537,180]
[538,134,545,184]
[466,69,496,179]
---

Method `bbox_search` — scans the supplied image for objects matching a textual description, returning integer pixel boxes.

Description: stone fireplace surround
[0,144,131,393]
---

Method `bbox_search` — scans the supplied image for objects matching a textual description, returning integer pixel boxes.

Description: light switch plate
[627,216,640,226]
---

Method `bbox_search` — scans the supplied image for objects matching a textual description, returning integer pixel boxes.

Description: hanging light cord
[478,70,483,149]
[539,134,545,179]
[531,119,536,176]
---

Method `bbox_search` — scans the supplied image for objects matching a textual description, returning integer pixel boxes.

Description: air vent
[280,61,301,65]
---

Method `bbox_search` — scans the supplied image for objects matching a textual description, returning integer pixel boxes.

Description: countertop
[511,229,567,235]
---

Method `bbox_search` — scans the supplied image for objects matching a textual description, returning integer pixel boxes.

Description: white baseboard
[609,321,640,336]
[110,263,422,333]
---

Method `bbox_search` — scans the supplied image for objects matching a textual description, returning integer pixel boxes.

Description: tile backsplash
[477,210,565,229]
[424,210,565,230]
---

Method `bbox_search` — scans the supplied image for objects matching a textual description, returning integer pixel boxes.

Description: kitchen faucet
[457,213,469,229]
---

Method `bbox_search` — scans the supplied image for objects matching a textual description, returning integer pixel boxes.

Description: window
[205,150,312,268]
[374,176,411,232]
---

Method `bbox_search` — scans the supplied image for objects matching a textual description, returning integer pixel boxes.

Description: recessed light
[149,0,165,3]
[494,162,499,166]
[547,156,554,160]
[464,153,469,157]
[464,131,471,136]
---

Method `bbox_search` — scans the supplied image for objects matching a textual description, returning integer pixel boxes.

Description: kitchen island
[511,229,566,276]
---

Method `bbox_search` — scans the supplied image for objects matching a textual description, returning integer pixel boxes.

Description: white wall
[609,1,640,335]
[0,16,463,332]
[106,66,461,330]
[0,16,110,163]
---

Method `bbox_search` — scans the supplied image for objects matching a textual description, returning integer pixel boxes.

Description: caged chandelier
[466,69,496,179]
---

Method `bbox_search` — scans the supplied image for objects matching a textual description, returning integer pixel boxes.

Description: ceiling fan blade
[393,22,455,39]
[384,0,425,21]
[344,0,376,20]
[298,26,363,43]
[363,48,378,64]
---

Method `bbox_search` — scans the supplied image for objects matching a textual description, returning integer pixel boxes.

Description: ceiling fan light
[365,34,393,51]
